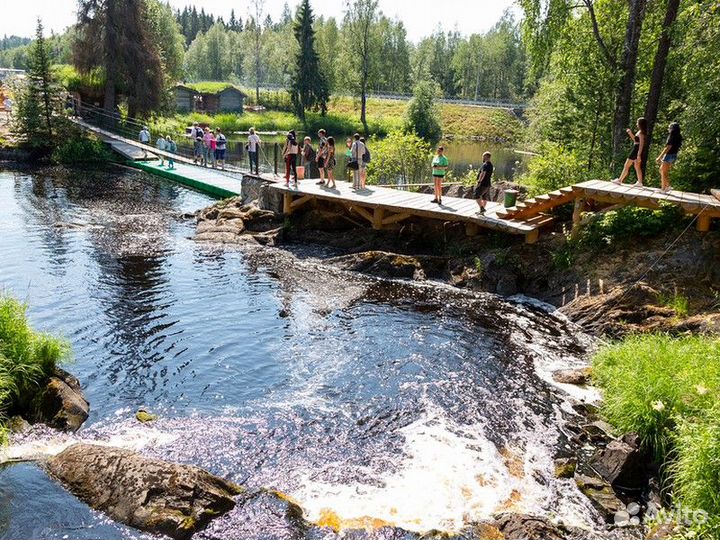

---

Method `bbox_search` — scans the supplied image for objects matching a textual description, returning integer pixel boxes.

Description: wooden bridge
[73,118,720,242]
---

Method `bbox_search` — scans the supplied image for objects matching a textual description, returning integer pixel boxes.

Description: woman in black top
[656,122,682,192]
[613,117,647,186]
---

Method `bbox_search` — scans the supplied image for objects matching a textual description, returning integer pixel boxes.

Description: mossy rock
[136,409,158,423]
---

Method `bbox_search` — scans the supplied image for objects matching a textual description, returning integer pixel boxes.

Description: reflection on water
[0,167,598,539]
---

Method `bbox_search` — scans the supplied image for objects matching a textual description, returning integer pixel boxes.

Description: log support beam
[372,208,385,230]
[697,213,712,232]
[465,222,479,237]
[283,192,293,215]
[525,229,539,244]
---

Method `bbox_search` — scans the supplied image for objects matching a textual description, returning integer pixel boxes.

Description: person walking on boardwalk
[207,129,218,168]
[474,151,494,214]
[350,133,365,190]
[283,130,299,186]
[139,126,151,159]
[316,129,328,185]
[166,135,176,170]
[302,136,315,179]
[247,127,261,174]
[360,137,370,189]
[613,117,647,186]
[216,129,227,170]
[326,137,337,189]
[155,134,166,167]
[656,122,682,192]
[431,146,448,204]
[191,122,203,164]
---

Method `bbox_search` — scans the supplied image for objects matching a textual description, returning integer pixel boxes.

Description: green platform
[128,160,243,199]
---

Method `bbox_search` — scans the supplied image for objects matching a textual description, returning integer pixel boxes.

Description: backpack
[362,148,371,163]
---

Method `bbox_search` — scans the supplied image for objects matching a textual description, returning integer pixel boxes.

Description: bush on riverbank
[593,334,720,537]
[0,296,70,442]
[52,131,112,165]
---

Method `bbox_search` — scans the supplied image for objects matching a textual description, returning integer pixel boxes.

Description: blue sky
[4,0,518,42]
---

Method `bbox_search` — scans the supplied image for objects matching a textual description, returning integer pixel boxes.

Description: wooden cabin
[172,84,246,114]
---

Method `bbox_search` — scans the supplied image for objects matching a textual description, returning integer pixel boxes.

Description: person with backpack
[216,129,227,170]
[349,133,365,190]
[302,136,315,179]
[359,137,371,189]
[282,130,299,186]
[166,135,177,170]
[316,129,328,185]
[190,122,203,164]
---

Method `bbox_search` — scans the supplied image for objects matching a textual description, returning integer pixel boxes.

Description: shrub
[405,81,443,144]
[52,132,112,164]
[571,203,686,252]
[518,142,592,195]
[0,296,71,442]
[365,131,432,186]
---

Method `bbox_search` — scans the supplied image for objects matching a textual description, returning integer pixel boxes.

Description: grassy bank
[593,335,720,538]
[0,296,70,442]
[148,91,523,142]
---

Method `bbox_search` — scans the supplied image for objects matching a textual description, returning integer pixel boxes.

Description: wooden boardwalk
[73,119,719,240]
[272,179,554,243]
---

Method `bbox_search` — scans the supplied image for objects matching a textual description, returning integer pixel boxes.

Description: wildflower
[651,400,665,412]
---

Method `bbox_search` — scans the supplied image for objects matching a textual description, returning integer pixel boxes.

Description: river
[0,166,602,539]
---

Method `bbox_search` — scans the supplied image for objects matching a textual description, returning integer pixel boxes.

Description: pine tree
[13,19,63,148]
[290,0,329,121]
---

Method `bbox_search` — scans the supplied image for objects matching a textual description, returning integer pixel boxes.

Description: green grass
[658,291,691,318]
[0,295,70,443]
[183,81,239,94]
[592,335,720,538]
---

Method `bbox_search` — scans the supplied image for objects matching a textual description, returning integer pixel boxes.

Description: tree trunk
[641,0,680,172]
[612,0,648,164]
[103,0,118,129]
[360,83,368,134]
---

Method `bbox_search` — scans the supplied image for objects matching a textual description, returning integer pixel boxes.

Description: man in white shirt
[350,133,366,190]
[139,126,151,159]
[247,127,261,174]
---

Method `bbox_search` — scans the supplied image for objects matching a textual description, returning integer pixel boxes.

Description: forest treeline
[2,0,718,192]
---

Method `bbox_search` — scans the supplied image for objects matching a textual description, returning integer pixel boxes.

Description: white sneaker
[632,181,643,187]
[663,185,673,192]
[612,178,622,184]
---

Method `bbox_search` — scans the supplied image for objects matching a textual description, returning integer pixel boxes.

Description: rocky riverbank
[193,194,720,338]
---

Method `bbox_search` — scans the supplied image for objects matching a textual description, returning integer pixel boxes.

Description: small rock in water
[553,457,577,479]
[28,368,89,432]
[552,367,592,385]
[135,408,157,423]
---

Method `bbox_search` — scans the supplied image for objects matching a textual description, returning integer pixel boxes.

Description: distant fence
[239,83,528,110]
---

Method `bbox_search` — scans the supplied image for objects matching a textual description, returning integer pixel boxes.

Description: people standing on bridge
[613,117,647,187]
[431,146,449,204]
[345,137,353,181]
[166,135,176,170]
[316,129,328,185]
[350,134,365,190]
[139,126,150,160]
[216,129,227,170]
[283,130,299,186]
[657,122,682,192]
[360,137,370,189]
[191,122,203,164]
[208,130,218,168]
[201,128,212,167]
[326,137,337,189]
[155,134,167,167]
[474,152,494,214]
[247,128,261,174]
[302,136,315,179]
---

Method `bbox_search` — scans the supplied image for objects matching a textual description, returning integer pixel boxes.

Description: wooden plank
[349,204,374,224]
[290,194,313,209]
[381,212,412,226]
[712,189,720,203]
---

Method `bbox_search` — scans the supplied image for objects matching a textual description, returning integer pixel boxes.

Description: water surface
[0,166,598,539]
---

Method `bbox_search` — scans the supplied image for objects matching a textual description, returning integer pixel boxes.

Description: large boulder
[590,434,646,490]
[46,444,243,540]
[492,513,577,540]
[29,368,89,432]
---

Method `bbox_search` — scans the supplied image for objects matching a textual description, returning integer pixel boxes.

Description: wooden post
[372,208,385,230]
[696,214,712,232]
[465,222,479,236]
[525,229,539,244]
[283,192,293,215]
[571,197,586,238]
